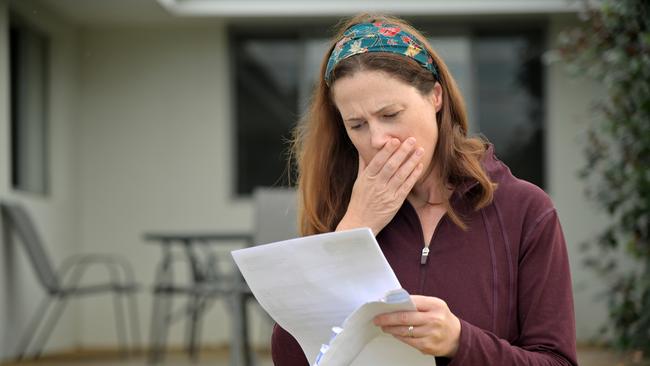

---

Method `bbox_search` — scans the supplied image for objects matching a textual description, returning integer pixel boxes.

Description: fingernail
[415,148,424,156]
[407,137,416,146]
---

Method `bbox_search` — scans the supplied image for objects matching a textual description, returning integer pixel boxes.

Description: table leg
[186,293,204,362]
[230,282,252,366]
[148,245,174,364]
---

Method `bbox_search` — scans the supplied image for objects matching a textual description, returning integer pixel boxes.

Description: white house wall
[0,0,81,360]
[76,24,253,347]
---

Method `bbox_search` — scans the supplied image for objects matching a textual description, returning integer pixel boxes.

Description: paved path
[3,347,649,366]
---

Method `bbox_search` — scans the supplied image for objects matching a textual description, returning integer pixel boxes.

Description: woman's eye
[384,111,400,119]
[350,122,365,130]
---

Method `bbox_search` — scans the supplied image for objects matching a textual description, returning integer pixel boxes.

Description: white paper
[231,228,435,366]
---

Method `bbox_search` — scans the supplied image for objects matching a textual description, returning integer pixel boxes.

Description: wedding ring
[407,325,414,338]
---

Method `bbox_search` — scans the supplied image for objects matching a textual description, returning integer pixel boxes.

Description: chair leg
[127,291,142,355]
[14,296,54,361]
[149,292,164,364]
[185,294,197,360]
[31,295,69,359]
[148,292,173,364]
[195,297,211,361]
[113,292,129,358]
[186,294,206,362]
[193,297,209,362]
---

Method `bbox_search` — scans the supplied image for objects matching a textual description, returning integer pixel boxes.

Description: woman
[274,13,577,366]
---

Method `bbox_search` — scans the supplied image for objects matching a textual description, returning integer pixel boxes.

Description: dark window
[10,17,50,195]
[474,32,545,188]
[232,29,329,196]
[234,37,299,195]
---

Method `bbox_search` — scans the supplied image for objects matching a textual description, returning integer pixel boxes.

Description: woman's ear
[431,82,443,113]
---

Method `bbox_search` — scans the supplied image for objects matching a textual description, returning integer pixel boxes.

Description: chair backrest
[252,187,298,246]
[0,202,61,292]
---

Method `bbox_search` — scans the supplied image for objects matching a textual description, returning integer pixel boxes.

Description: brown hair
[291,13,495,236]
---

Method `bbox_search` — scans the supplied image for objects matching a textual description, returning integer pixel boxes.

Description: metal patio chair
[0,201,141,360]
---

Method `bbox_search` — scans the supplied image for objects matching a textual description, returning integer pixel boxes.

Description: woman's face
[331,70,442,176]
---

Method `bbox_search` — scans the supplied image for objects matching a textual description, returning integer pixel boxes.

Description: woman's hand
[336,137,425,235]
[373,295,461,357]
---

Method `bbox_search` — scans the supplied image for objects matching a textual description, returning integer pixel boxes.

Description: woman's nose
[369,123,391,150]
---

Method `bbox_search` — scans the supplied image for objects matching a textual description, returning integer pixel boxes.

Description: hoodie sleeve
[448,209,577,366]
[271,323,310,366]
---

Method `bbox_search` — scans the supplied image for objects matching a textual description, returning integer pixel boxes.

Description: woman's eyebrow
[374,104,401,114]
[343,103,402,122]
[343,116,364,123]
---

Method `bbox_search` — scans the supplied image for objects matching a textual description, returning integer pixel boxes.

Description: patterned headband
[324,22,440,86]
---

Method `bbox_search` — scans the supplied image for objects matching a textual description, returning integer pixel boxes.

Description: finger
[380,324,421,338]
[387,146,424,191]
[411,295,447,312]
[365,138,400,177]
[396,162,424,199]
[373,310,422,327]
[377,137,417,181]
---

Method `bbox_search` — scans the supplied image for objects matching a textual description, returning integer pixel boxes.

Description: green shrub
[555,0,650,354]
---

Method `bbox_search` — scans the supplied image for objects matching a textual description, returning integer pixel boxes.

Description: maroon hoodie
[272,146,577,366]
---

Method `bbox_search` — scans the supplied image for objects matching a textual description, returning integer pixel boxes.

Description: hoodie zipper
[417,215,446,294]
[420,247,430,264]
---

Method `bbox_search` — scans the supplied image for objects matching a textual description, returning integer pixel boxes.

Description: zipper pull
[420,247,430,264]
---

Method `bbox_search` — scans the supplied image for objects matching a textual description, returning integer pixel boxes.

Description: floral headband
[324,22,440,86]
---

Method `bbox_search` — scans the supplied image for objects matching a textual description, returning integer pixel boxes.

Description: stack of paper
[231,228,436,366]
